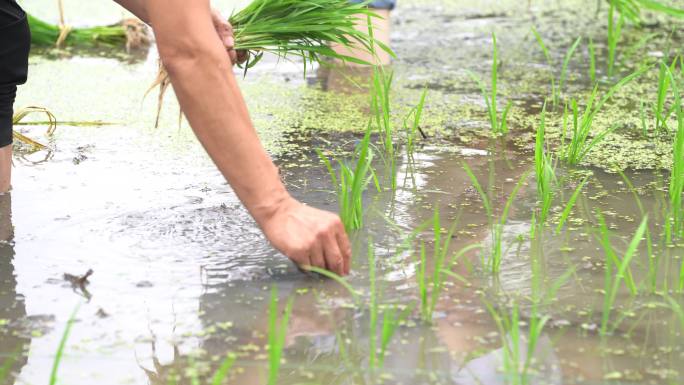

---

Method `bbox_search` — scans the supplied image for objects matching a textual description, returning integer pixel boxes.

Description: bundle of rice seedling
[27,13,151,50]
[227,0,393,70]
[608,0,684,24]
[150,0,394,123]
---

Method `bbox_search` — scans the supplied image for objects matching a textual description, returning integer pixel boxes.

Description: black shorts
[0,0,31,147]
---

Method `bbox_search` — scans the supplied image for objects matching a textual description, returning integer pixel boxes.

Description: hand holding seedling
[258,198,351,276]
[209,9,247,66]
[113,1,246,65]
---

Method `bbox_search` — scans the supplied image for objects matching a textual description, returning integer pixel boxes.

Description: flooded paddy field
[2,0,684,384]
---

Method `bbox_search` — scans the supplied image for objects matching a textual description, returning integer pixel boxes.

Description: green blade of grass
[559,37,582,93]
[531,27,552,65]
[556,177,589,234]
[267,286,293,385]
[589,37,596,83]
[50,305,80,385]
[665,295,684,332]
[462,162,493,219]
[600,216,648,335]
[301,266,361,303]
[211,354,237,385]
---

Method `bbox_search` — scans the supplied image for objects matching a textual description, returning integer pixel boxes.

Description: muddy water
[2,0,684,384]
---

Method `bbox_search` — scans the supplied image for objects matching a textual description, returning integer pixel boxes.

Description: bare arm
[113,0,149,22]
[113,1,242,63]
[139,0,351,275]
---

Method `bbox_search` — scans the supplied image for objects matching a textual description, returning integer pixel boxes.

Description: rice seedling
[483,300,549,385]
[0,352,17,384]
[678,259,684,293]
[616,170,658,291]
[365,237,415,371]
[609,0,684,25]
[267,286,293,385]
[417,238,481,322]
[640,98,649,138]
[302,266,362,303]
[485,246,576,383]
[655,57,680,134]
[598,215,648,336]
[534,105,590,239]
[665,295,684,331]
[534,102,557,224]
[561,68,645,165]
[403,88,428,159]
[619,32,659,69]
[531,26,555,98]
[12,106,57,150]
[372,68,393,153]
[555,176,589,234]
[597,211,638,294]
[531,29,581,108]
[588,37,597,84]
[210,354,237,385]
[469,33,511,135]
[233,0,392,69]
[463,163,529,273]
[417,208,452,322]
[607,0,684,72]
[317,123,380,231]
[607,2,624,77]
[370,67,399,190]
[368,239,379,371]
[27,13,149,50]
[667,65,684,240]
[187,357,201,385]
[559,37,583,101]
[50,305,80,385]
[376,304,412,369]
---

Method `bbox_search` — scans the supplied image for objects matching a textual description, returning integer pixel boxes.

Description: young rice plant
[469,33,511,135]
[317,124,380,232]
[560,68,645,165]
[267,286,294,385]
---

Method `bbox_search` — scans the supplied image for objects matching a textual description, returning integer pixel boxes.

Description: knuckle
[329,254,342,268]
[287,246,306,258]
[300,236,316,250]
[315,225,329,239]
[331,216,344,230]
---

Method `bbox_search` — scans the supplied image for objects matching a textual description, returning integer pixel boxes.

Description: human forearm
[145,0,351,275]
[113,0,149,23]
[146,0,288,225]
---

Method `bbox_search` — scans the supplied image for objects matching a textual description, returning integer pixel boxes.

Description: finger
[322,233,344,276]
[310,241,326,272]
[211,10,233,48]
[335,223,352,275]
[292,250,313,273]
[229,49,237,65]
[225,36,235,50]
[211,9,228,29]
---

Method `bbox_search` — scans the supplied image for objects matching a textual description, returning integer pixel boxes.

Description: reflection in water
[0,194,29,385]
[314,65,378,95]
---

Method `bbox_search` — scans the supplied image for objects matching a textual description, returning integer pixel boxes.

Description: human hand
[210,9,247,65]
[258,197,351,276]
